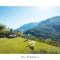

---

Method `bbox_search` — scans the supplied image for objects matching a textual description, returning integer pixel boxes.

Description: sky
[0,6,60,29]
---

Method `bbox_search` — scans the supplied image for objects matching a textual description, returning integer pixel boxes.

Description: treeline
[0,24,16,37]
[0,24,11,37]
[34,38,60,47]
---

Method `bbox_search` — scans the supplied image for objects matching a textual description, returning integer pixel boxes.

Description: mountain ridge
[24,16,60,41]
[15,22,38,33]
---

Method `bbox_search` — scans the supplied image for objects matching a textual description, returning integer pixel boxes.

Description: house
[6,33,17,38]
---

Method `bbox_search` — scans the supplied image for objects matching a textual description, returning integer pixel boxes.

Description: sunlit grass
[0,37,60,54]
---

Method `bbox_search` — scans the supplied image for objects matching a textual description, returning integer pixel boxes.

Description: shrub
[39,49,47,54]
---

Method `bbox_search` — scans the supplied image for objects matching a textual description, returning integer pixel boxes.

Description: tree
[9,29,14,33]
[10,29,13,32]
[0,24,6,33]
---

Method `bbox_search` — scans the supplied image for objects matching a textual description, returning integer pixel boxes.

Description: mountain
[24,16,60,41]
[15,22,38,33]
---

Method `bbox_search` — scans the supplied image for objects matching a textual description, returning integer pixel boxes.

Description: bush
[39,49,47,54]
[45,39,60,47]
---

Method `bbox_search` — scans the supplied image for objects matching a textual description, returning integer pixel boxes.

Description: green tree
[0,24,6,33]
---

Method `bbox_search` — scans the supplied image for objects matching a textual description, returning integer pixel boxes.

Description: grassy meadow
[0,37,60,54]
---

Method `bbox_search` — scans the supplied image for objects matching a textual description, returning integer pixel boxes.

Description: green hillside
[0,37,60,54]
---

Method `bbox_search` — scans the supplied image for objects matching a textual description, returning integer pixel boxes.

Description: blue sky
[0,6,60,29]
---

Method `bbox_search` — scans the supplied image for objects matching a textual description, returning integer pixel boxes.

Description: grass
[0,37,60,54]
